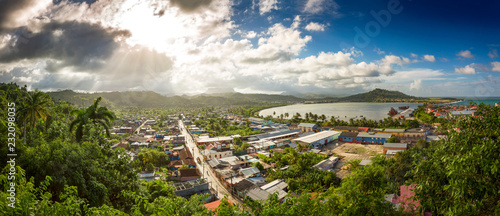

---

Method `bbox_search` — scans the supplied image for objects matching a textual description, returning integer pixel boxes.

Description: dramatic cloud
[457,50,474,59]
[1,0,495,96]
[455,64,476,75]
[488,49,498,59]
[423,55,436,62]
[305,22,326,31]
[0,0,52,31]
[168,0,213,13]
[258,0,279,15]
[492,62,500,72]
[0,22,131,72]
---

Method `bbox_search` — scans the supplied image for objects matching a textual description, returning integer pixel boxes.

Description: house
[333,126,369,133]
[232,179,259,199]
[356,132,393,144]
[207,159,229,169]
[202,149,233,160]
[381,128,406,137]
[179,169,200,181]
[386,149,405,158]
[292,131,341,148]
[256,129,301,141]
[338,132,359,143]
[383,143,408,154]
[197,136,238,145]
[395,184,431,214]
[260,179,288,200]
[450,110,475,116]
[239,166,261,178]
[111,143,128,150]
[297,123,318,132]
[172,135,185,144]
[359,160,372,167]
[204,199,233,211]
[246,176,267,186]
[246,188,270,202]
[247,146,256,154]
[312,156,339,171]
[138,171,155,181]
[248,117,266,125]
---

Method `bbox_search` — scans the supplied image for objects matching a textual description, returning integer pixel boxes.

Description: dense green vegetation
[338,88,421,102]
[193,117,263,137]
[265,148,339,192]
[0,82,499,215]
[48,90,301,109]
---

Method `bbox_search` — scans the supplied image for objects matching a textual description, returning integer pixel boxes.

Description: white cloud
[492,62,500,72]
[410,53,418,58]
[305,22,325,31]
[2,0,488,97]
[258,0,278,15]
[244,31,257,38]
[457,50,474,59]
[423,55,436,62]
[488,49,498,59]
[303,0,339,14]
[410,79,422,90]
[374,47,385,55]
[454,64,476,75]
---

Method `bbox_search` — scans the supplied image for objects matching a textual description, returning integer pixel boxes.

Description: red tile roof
[204,199,233,211]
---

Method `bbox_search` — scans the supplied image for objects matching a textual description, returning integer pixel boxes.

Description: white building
[292,131,341,148]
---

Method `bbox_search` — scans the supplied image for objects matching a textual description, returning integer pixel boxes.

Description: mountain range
[47,88,423,108]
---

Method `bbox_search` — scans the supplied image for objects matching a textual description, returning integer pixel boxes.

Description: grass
[353,148,367,154]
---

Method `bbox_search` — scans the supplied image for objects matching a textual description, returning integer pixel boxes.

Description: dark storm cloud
[169,0,213,13]
[0,0,34,31]
[0,21,131,72]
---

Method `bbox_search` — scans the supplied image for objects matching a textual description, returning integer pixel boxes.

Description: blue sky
[0,0,499,97]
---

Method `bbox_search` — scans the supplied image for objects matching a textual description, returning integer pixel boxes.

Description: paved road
[178,121,242,205]
[134,120,148,134]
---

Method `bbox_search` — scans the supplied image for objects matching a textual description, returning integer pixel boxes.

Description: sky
[0,0,499,97]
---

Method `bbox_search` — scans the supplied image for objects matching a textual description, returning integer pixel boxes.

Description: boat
[388,107,398,116]
[398,106,409,110]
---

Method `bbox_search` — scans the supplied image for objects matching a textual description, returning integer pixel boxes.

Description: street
[178,120,242,205]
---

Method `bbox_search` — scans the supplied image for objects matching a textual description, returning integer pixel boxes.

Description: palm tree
[70,97,114,142]
[17,91,51,144]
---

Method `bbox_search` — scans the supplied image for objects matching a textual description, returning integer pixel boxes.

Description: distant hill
[47,90,303,108]
[46,88,424,108]
[338,88,420,102]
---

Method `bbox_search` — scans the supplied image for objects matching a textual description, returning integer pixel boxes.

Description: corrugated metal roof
[383,129,406,133]
[383,143,408,148]
[257,129,301,140]
[292,131,340,144]
[386,149,405,155]
[240,167,260,176]
[298,123,317,128]
[247,188,270,201]
[357,132,393,139]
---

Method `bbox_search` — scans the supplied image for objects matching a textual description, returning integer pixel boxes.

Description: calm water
[443,98,500,106]
[259,102,422,121]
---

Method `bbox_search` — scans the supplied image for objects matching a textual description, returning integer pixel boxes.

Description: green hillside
[47,90,302,108]
[339,88,420,102]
